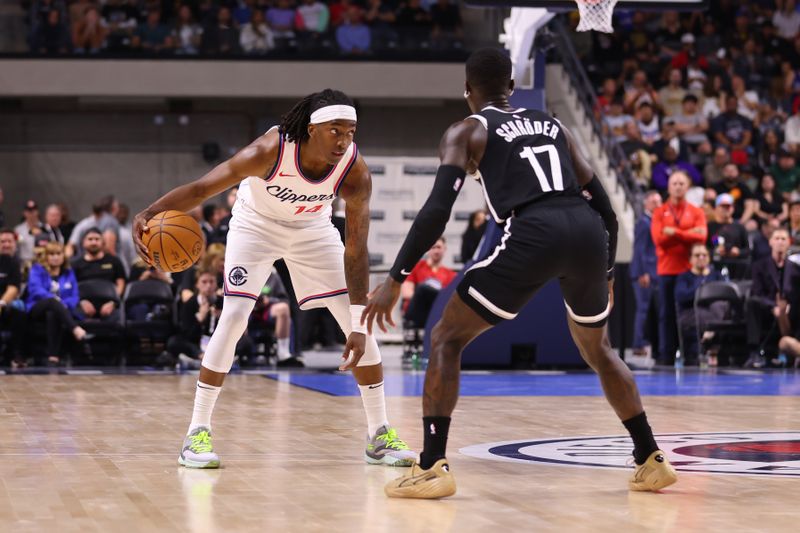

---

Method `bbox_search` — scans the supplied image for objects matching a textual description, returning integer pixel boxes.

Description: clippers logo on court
[228,266,248,287]
[460,432,800,478]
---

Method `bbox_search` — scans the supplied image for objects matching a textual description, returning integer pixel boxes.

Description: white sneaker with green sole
[365,425,416,466]
[178,426,220,469]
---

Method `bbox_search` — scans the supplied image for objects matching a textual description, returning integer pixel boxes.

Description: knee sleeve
[358,335,381,367]
[200,296,256,374]
[325,294,382,367]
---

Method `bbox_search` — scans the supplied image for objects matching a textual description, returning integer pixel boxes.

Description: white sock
[358,381,389,436]
[277,338,291,361]
[188,381,221,434]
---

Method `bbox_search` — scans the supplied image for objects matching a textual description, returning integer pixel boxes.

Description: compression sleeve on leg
[200,295,256,373]
[326,294,382,366]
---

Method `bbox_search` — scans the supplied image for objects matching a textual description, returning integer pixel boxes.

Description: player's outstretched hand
[362,277,401,334]
[339,332,366,371]
[132,211,153,266]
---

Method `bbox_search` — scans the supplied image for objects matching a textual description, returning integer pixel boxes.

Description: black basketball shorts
[457,196,611,327]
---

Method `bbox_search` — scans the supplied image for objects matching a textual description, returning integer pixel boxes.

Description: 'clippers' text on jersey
[265,185,335,205]
[235,126,358,222]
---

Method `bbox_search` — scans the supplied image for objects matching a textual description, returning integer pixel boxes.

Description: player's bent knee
[356,346,382,366]
[779,337,791,352]
[432,320,471,348]
[219,296,256,326]
[273,302,290,317]
[356,335,382,366]
[587,352,613,371]
[430,330,468,360]
[219,308,250,326]
[201,359,232,374]
[586,347,625,373]
[431,320,456,341]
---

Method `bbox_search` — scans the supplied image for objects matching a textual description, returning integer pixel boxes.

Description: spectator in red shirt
[670,33,709,70]
[329,0,354,27]
[401,237,456,327]
[595,77,618,118]
[651,171,708,365]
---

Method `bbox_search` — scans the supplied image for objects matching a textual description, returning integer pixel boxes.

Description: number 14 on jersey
[294,205,323,215]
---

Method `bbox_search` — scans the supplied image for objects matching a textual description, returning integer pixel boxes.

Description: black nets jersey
[468,106,582,223]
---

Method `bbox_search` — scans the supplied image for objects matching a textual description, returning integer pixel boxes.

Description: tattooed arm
[336,155,373,371]
[337,155,372,306]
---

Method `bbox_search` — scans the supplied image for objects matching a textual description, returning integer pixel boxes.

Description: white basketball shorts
[223,202,347,309]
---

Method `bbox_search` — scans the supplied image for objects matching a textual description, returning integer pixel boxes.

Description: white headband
[309,105,357,124]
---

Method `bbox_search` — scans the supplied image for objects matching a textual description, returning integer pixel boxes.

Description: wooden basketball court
[1,369,798,532]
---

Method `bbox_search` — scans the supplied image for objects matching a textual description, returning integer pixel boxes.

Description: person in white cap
[706,192,750,278]
[133,89,415,469]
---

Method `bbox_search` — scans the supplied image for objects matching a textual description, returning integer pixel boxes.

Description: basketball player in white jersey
[133,89,415,469]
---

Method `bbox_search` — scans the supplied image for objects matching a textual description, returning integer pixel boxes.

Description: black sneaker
[744,352,766,369]
[276,356,305,368]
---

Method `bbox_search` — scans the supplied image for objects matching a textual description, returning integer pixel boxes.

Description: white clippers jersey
[237,127,359,222]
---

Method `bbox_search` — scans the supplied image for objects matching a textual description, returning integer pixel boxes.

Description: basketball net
[575,0,619,33]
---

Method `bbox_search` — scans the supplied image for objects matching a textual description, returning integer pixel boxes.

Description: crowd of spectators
[7,1,800,370]
[587,2,800,182]
[598,1,800,368]
[631,173,800,368]
[0,187,304,368]
[0,180,481,369]
[0,180,479,370]
[22,0,464,57]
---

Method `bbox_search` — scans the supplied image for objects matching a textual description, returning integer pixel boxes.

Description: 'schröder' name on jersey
[266,185,335,204]
[496,117,560,143]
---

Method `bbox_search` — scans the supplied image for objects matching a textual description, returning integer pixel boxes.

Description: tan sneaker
[384,459,456,499]
[629,450,677,491]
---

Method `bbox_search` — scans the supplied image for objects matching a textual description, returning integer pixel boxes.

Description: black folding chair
[123,280,176,361]
[693,281,747,365]
[78,279,124,364]
[734,279,753,300]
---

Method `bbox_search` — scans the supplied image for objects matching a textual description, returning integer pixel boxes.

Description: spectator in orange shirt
[651,171,708,365]
[401,237,456,327]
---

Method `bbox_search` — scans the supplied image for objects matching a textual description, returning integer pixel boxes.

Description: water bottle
[411,352,428,371]
[674,349,684,369]
[721,266,730,281]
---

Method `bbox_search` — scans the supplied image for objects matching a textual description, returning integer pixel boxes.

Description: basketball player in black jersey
[362,48,677,498]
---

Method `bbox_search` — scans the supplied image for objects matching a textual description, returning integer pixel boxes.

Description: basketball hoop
[575,0,619,33]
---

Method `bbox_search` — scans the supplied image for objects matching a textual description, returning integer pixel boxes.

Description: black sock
[622,412,659,465]
[419,416,451,469]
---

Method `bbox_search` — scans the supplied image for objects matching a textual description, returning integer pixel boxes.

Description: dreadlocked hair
[280,89,355,144]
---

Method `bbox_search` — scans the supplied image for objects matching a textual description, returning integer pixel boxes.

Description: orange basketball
[144,210,205,272]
